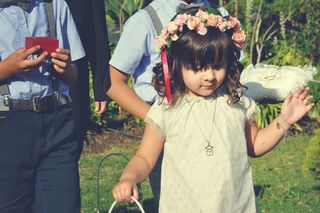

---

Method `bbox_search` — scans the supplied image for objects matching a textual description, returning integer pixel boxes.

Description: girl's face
[182,65,227,97]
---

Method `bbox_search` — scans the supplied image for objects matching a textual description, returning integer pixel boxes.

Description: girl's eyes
[195,66,224,72]
[186,63,226,72]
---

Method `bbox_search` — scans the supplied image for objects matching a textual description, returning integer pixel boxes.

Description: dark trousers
[0,107,80,213]
[69,58,90,160]
[149,151,163,213]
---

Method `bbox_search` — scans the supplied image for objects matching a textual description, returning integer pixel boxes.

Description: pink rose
[207,14,219,27]
[167,21,179,34]
[232,29,246,48]
[197,26,208,35]
[218,19,228,32]
[175,14,188,32]
[195,9,208,21]
[175,14,188,25]
[234,19,241,31]
[197,22,207,35]
[187,16,201,30]
[227,16,238,29]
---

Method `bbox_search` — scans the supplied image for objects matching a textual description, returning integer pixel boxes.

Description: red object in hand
[25,37,59,54]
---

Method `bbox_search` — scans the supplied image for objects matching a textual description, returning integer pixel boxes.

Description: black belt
[0,94,71,112]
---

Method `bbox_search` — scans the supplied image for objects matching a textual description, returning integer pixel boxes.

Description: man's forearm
[107,82,150,120]
[107,66,151,120]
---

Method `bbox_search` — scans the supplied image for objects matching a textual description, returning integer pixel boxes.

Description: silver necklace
[187,96,217,156]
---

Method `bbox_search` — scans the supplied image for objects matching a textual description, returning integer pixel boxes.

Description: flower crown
[155,8,246,51]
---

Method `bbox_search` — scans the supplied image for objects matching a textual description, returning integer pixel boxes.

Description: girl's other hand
[112,179,139,203]
[50,48,71,74]
[280,87,314,125]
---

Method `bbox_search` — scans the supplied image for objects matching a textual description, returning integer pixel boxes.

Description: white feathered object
[240,63,317,102]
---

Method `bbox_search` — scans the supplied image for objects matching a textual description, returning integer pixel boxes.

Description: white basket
[240,63,317,102]
[107,196,145,213]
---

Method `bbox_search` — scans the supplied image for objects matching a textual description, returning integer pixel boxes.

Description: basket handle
[108,196,145,213]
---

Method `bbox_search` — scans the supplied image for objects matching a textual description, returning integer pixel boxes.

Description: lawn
[79,133,320,212]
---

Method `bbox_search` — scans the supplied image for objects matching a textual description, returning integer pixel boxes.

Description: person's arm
[91,0,111,115]
[57,0,85,85]
[51,48,77,85]
[245,87,314,157]
[107,65,151,120]
[112,123,164,202]
[0,46,48,80]
[107,11,153,119]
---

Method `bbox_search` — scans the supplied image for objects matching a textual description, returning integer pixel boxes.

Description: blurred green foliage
[104,0,152,30]
[291,0,320,64]
[255,103,281,129]
[308,67,320,120]
[302,128,320,180]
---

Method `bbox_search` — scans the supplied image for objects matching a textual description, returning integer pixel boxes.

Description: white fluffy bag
[240,63,317,102]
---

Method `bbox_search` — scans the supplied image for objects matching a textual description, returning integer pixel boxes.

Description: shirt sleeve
[241,96,257,123]
[56,0,85,61]
[144,100,167,140]
[109,11,150,74]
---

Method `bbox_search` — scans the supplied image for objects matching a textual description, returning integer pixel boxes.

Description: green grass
[79,141,154,212]
[251,134,320,212]
[79,134,320,212]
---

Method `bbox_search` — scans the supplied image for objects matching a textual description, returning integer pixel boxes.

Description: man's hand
[50,48,71,74]
[0,46,48,80]
[50,48,77,84]
[95,101,108,116]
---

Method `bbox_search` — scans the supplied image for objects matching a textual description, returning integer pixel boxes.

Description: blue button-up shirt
[110,0,210,103]
[0,0,85,100]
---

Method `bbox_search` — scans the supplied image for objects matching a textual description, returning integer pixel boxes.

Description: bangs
[173,28,234,71]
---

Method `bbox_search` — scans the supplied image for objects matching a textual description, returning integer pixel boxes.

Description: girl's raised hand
[50,48,71,74]
[112,179,139,203]
[280,87,314,125]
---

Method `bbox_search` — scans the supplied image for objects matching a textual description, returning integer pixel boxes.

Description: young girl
[112,7,314,212]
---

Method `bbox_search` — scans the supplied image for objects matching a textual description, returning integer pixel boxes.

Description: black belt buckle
[32,97,41,112]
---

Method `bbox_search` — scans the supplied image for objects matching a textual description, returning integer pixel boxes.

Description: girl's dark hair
[153,10,245,106]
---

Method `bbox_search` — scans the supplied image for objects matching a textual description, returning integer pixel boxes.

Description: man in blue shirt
[0,0,85,212]
[107,0,212,211]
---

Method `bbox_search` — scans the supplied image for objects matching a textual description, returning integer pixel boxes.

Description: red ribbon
[161,50,172,103]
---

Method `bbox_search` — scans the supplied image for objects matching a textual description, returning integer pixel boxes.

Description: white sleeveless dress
[145,94,258,213]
